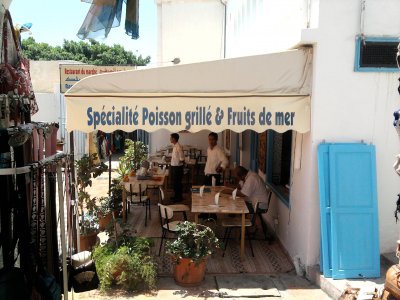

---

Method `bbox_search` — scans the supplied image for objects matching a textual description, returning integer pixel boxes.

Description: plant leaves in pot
[166,221,220,287]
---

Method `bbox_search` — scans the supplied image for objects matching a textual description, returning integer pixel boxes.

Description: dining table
[191,186,249,260]
[121,170,168,222]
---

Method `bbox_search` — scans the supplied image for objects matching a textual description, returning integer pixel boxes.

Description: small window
[355,37,400,72]
[266,130,293,206]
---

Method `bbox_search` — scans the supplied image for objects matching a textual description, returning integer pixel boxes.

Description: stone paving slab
[216,275,280,298]
[68,274,332,299]
[272,273,332,300]
[156,276,219,299]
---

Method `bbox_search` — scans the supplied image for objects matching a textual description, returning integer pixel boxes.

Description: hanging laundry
[125,0,139,39]
[77,0,124,40]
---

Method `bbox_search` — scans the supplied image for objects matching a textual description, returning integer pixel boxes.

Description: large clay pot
[56,142,64,152]
[385,264,400,299]
[98,213,112,231]
[79,232,98,251]
[385,240,400,298]
[173,257,207,287]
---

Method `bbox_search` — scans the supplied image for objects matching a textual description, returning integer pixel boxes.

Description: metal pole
[57,165,68,300]
[69,131,78,252]
[109,148,112,194]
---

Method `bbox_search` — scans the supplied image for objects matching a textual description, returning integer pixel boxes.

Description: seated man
[226,166,270,212]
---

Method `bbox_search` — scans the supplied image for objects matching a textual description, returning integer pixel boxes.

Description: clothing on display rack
[0,10,38,126]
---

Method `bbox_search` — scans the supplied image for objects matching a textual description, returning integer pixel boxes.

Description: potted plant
[118,139,148,175]
[96,197,114,231]
[92,237,157,291]
[166,221,220,286]
[56,138,65,151]
[76,153,108,250]
[97,180,123,230]
[79,213,99,251]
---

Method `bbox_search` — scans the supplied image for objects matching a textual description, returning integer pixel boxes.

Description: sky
[9,0,157,61]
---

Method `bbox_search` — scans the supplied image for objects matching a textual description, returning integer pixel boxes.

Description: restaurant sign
[66,96,311,134]
[60,65,135,93]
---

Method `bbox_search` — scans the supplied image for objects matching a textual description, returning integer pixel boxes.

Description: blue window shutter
[317,144,333,277]
[318,143,380,279]
[329,144,380,279]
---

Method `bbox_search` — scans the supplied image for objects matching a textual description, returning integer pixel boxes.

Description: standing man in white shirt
[170,133,185,202]
[204,132,228,186]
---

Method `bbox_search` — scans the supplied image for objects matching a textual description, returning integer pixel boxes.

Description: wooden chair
[221,202,260,257]
[123,182,151,226]
[158,203,181,256]
[257,190,273,241]
[159,187,190,220]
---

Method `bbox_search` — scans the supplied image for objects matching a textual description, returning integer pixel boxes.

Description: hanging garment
[38,129,44,160]
[0,11,38,116]
[38,167,47,268]
[50,124,59,155]
[30,167,38,251]
[125,0,139,39]
[32,128,39,161]
[77,0,124,40]
[44,126,52,158]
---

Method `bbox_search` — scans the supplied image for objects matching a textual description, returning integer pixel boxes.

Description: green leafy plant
[116,161,130,181]
[81,212,99,236]
[75,153,108,235]
[22,37,151,66]
[119,139,148,175]
[166,221,220,264]
[92,237,156,291]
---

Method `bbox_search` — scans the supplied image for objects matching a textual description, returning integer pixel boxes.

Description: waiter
[170,133,185,202]
[204,132,228,186]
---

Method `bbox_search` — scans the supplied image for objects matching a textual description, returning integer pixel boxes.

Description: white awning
[65,48,312,133]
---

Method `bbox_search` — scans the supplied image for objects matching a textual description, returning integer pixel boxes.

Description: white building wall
[304,0,400,256]
[225,0,316,58]
[225,0,400,269]
[156,0,225,65]
[153,0,227,155]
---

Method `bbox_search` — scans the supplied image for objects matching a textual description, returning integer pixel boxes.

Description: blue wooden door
[329,144,380,279]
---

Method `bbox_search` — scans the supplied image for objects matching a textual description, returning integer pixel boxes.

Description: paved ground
[69,272,332,299]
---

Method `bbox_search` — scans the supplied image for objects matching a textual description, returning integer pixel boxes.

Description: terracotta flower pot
[56,142,64,152]
[79,232,98,251]
[98,213,113,231]
[173,257,208,287]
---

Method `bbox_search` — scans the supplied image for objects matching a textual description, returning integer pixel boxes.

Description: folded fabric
[394,154,400,176]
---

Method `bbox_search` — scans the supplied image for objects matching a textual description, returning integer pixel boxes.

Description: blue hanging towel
[77,0,124,40]
[125,0,139,39]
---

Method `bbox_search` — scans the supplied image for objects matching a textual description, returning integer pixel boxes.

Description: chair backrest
[124,182,147,194]
[257,189,272,213]
[158,203,173,220]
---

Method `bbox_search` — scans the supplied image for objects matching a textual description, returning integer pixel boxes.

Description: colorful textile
[125,0,139,39]
[77,0,124,39]
[77,0,139,40]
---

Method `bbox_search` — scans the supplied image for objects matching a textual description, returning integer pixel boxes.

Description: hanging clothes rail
[0,152,68,176]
